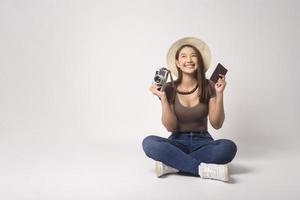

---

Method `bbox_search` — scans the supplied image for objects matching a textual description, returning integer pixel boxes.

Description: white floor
[0,131,299,200]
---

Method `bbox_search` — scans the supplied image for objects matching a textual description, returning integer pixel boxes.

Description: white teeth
[185,65,194,68]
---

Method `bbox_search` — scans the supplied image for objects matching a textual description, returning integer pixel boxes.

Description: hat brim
[166,37,211,79]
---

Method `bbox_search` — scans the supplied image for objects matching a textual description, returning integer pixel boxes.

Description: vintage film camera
[153,67,170,90]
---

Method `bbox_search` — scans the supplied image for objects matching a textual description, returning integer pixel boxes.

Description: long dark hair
[171,44,211,103]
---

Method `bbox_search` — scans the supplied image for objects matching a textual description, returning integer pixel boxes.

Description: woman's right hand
[149,83,167,101]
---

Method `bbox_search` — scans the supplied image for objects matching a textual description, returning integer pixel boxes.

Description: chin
[183,69,197,74]
[182,72,197,76]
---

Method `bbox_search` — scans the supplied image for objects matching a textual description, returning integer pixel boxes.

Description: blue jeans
[142,131,237,176]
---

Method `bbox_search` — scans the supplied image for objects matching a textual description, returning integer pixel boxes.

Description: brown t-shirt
[164,80,216,133]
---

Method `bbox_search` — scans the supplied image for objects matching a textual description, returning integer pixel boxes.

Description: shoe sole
[223,164,229,182]
[155,161,163,177]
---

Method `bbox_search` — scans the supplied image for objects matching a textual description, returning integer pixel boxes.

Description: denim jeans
[142,131,237,176]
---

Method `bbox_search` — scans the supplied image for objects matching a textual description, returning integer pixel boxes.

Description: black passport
[210,63,228,83]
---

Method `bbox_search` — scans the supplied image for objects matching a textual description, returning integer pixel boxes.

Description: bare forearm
[160,97,177,131]
[211,93,225,129]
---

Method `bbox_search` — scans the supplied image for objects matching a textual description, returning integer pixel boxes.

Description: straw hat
[166,37,211,78]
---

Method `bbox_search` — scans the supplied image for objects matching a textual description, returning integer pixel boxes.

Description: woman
[142,37,237,182]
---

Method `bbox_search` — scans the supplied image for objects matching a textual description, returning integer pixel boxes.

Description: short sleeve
[208,79,216,98]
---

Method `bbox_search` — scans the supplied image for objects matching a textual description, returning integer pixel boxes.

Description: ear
[175,60,180,68]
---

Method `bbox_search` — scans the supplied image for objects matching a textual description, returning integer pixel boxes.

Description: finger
[151,83,158,87]
[149,85,155,92]
[218,74,226,80]
[150,85,159,93]
[216,81,225,87]
[217,79,223,85]
[152,84,159,89]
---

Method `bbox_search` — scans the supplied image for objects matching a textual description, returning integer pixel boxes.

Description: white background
[0,0,299,199]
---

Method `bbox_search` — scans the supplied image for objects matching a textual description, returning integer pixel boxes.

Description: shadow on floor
[228,162,253,175]
[227,162,253,184]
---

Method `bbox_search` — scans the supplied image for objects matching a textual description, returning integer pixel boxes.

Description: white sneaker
[199,163,229,182]
[155,161,179,177]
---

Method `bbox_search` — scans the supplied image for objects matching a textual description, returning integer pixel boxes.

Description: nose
[186,56,192,62]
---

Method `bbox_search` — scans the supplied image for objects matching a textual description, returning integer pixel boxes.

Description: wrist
[216,91,223,97]
[161,94,170,103]
[160,95,168,102]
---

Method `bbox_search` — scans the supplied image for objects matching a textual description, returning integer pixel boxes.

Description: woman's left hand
[215,74,226,94]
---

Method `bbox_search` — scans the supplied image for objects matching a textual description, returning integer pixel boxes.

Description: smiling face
[175,46,199,76]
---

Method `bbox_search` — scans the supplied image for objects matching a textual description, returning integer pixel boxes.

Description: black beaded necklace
[176,84,199,95]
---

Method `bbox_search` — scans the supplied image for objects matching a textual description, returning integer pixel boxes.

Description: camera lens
[154,76,161,83]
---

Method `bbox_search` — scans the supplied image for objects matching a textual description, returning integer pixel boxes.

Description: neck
[180,74,198,88]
